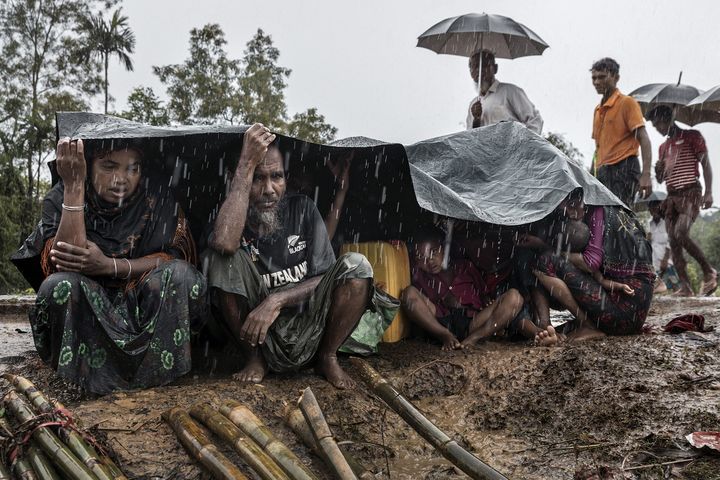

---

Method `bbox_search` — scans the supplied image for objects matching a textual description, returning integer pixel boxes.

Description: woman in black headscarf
[20,137,206,395]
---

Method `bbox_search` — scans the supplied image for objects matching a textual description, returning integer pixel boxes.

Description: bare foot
[459,330,485,349]
[232,354,268,383]
[673,285,695,297]
[566,326,606,342]
[316,354,355,389]
[440,332,462,351]
[534,325,561,346]
[701,268,718,296]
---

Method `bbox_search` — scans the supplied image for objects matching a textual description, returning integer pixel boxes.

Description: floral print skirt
[536,253,653,335]
[29,260,206,395]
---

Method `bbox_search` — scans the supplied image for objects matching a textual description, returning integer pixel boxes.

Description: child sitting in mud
[564,220,634,296]
[532,220,635,345]
[400,224,544,350]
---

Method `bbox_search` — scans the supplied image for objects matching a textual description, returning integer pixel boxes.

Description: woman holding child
[18,138,207,394]
[529,189,655,343]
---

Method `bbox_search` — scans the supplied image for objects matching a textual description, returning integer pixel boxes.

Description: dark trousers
[596,156,640,207]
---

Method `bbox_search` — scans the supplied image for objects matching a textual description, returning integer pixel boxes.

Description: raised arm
[211,124,276,254]
[324,152,352,240]
[53,138,88,249]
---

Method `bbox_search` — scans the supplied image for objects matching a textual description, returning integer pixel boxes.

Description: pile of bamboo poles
[162,400,319,480]
[351,357,508,480]
[0,373,127,480]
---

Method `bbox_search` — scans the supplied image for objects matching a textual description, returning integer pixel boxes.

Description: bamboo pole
[350,358,507,480]
[297,388,357,480]
[219,400,318,480]
[12,456,37,480]
[27,444,61,480]
[3,391,97,480]
[282,406,374,480]
[161,407,248,480]
[2,374,119,480]
[189,403,292,480]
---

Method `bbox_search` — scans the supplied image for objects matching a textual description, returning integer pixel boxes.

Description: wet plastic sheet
[13,113,625,290]
[55,112,622,225]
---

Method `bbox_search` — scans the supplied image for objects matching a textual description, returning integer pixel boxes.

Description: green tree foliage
[686,211,720,295]
[153,24,242,125]
[545,131,584,166]
[0,153,28,293]
[0,0,114,237]
[0,0,118,292]
[237,28,291,130]
[118,86,169,126]
[75,8,136,113]
[287,108,338,144]
[154,25,336,141]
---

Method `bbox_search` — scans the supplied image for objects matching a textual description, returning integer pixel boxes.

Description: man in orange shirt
[590,58,652,206]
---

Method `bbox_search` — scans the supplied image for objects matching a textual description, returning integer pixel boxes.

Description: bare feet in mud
[701,268,718,296]
[535,325,561,346]
[316,354,355,389]
[232,355,268,383]
[441,332,462,351]
[673,285,695,297]
[459,331,484,350]
[566,326,606,342]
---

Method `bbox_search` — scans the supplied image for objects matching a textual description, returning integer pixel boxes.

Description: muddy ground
[1,296,719,480]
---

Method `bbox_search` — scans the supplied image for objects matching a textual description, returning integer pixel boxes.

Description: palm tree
[77,9,135,113]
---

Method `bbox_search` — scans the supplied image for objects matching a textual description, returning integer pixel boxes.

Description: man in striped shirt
[648,106,716,296]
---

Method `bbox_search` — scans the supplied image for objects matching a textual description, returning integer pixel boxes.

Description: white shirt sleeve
[507,85,543,135]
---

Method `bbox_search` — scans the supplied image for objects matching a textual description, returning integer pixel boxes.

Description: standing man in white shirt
[466,51,543,134]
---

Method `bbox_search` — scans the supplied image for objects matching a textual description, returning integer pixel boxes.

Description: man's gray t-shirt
[239,194,336,291]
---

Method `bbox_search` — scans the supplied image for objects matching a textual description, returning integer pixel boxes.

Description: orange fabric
[127,214,196,291]
[592,89,645,167]
[40,237,57,277]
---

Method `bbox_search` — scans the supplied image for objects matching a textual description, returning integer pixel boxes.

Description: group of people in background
[465,51,716,298]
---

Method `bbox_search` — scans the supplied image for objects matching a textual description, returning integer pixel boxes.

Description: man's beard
[248,196,286,239]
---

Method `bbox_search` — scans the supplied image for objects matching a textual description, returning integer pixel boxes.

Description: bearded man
[203,123,373,388]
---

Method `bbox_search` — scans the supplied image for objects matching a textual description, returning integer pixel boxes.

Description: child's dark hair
[564,220,590,252]
[646,105,673,123]
[412,224,446,248]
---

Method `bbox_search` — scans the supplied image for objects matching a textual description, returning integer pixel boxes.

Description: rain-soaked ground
[1,296,719,480]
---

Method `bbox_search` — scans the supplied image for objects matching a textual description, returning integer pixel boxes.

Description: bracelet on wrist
[113,258,118,278]
[123,258,132,280]
[62,203,85,212]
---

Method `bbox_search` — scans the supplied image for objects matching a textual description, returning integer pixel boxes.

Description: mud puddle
[2,297,720,479]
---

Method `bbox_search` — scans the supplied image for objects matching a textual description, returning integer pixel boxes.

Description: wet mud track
[2,296,719,479]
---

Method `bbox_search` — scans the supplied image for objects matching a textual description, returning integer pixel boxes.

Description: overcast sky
[107,0,720,200]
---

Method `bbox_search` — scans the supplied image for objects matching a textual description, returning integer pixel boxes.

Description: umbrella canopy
[629,83,720,126]
[416,13,549,58]
[688,84,720,111]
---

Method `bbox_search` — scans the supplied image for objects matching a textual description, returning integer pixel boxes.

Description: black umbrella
[416,12,549,58]
[688,84,720,117]
[629,79,720,125]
